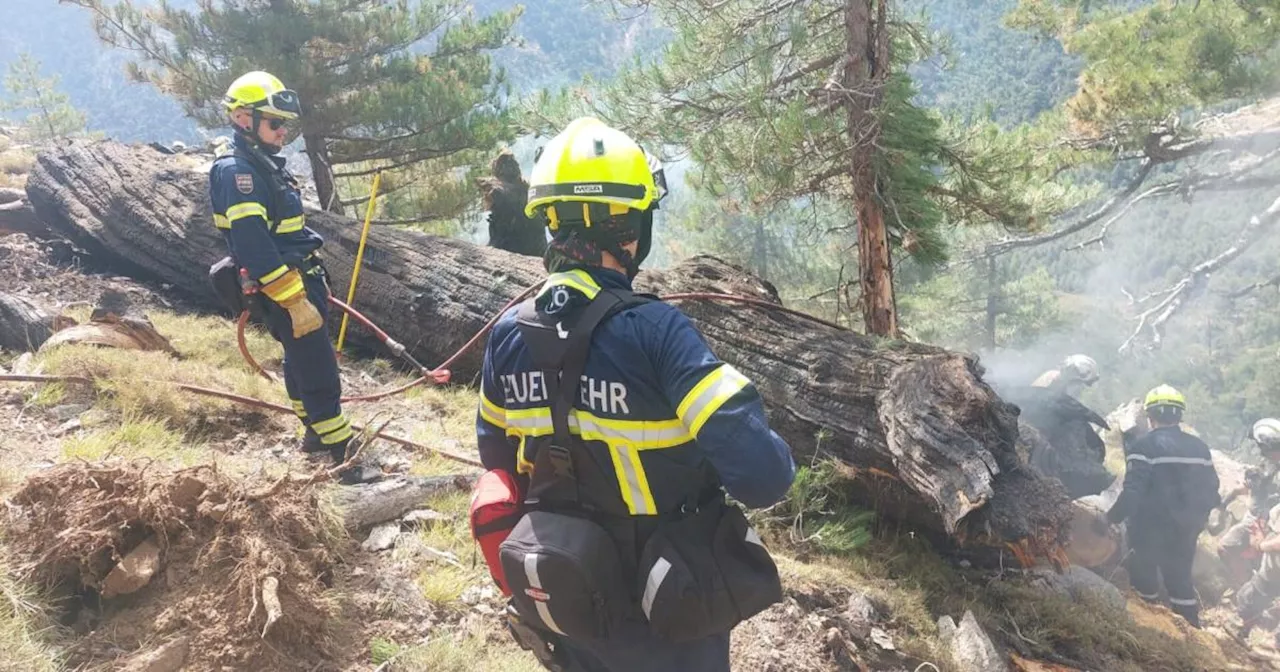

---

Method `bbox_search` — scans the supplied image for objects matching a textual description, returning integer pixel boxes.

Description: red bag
[470,469,523,596]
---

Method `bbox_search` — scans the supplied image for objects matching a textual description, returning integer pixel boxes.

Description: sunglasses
[265,117,289,130]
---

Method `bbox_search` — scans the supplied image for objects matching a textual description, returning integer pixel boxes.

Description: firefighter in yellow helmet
[473,118,794,671]
[208,71,371,483]
[1104,385,1220,627]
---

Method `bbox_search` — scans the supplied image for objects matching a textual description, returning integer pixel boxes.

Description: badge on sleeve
[235,173,254,194]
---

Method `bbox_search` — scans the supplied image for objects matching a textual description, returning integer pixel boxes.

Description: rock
[401,509,451,527]
[375,453,411,474]
[167,476,207,510]
[11,352,36,374]
[79,408,112,428]
[362,521,401,552]
[47,403,90,422]
[53,418,81,436]
[869,626,895,650]
[101,538,162,598]
[1029,565,1126,613]
[938,610,1008,672]
[843,590,884,639]
[460,584,498,605]
[120,635,190,672]
[197,500,228,522]
[845,590,883,624]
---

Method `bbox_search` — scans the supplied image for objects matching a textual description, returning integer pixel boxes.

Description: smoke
[966,151,1280,452]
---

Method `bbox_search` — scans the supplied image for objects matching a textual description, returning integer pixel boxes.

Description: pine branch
[1119,194,1280,354]
[978,159,1154,258]
[1226,273,1280,299]
[1069,144,1280,251]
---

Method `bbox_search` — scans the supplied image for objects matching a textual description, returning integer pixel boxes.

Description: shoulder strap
[516,288,651,506]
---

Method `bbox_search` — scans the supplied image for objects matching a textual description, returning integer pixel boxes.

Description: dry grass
[34,312,283,437]
[0,550,59,672]
[383,624,544,672]
[405,488,483,611]
[59,415,205,465]
[0,149,33,176]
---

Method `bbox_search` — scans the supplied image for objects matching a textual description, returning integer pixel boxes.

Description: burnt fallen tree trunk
[25,140,1071,552]
[0,187,45,237]
[0,292,57,351]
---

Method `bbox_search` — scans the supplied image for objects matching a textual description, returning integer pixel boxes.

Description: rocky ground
[0,228,1276,672]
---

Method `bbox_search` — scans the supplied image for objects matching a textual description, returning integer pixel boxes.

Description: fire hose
[236,285,848,404]
[3,283,850,468]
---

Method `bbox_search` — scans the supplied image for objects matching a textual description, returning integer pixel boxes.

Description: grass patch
[405,385,479,440]
[60,416,205,465]
[370,636,401,665]
[0,551,59,672]
[415,564,471,608]
[23,382,66,409]
[393,628,543,672]
[0,149,33,176]
[36,316,282,435]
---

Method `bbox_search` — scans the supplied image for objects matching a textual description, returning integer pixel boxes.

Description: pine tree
[65,0,520,216]
[0,53,88,142]
[532,0,1067,336]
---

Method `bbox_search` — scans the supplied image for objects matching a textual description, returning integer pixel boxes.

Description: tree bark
[303,135,341,213]
[0,188,45,237]
[24,140,1072,553]
[332,474,470,530]
[0,292,56,351]
[845,0,897,337]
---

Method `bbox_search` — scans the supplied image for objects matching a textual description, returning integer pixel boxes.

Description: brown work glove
[261,268,324,338]
[280,291,324,338]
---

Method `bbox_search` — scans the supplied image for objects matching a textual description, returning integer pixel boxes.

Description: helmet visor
[645,150,668,204]
[259,89,302,119]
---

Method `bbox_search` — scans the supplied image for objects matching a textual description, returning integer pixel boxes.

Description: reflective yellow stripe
[214,214,231,229]
[321,424,353,445]
[517,436,535,475]
[225,202,268,223]
[479,383,507,429]
[504,408,693,449]
[676,364,751,437]
[262,276,304,302]
[503,407,688,516]
[539,269,601,300]
[291,399,307,419]
[275,214,305,233]
[260,265,289,284]
[312,414,349,435]
[609,444,656,515]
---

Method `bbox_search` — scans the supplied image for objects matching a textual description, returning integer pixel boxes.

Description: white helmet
[1254,418,1280,449]
[1060,354,1099,386]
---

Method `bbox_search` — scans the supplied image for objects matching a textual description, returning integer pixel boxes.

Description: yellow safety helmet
[222,71,302,120]
[1144,384,1187,411]
[524,117,657,223]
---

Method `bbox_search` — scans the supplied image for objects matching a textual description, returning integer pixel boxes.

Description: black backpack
[497,287,782,643]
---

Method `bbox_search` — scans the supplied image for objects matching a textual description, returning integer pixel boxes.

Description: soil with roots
[5,460,348,671]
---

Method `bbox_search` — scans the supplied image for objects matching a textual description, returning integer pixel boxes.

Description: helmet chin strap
[234,109,283,154]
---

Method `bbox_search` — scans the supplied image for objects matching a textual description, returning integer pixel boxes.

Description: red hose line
[237,310,275,382]
[0,373,483,468]
[237,284,845,404]
[327,296,392,343]
[3,285,842,472]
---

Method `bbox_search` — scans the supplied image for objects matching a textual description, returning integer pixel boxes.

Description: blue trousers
[561,623,729,672]
[262,272,350,450]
